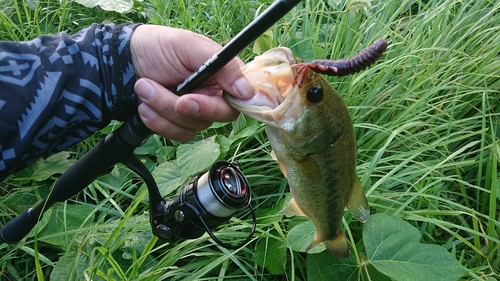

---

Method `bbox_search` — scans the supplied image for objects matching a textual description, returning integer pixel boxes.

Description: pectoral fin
[278,198,306,217]
[346,176,370,223]
[306,232,349,258]
[322,233,350,258]
[271,150,287,178]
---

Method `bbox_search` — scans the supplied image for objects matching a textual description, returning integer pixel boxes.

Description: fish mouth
[223,47,301,128]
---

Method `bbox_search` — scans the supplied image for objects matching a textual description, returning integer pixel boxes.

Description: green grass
[1,0,499,280]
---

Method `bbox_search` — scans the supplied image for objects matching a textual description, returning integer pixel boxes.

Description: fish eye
[307,85,324,103]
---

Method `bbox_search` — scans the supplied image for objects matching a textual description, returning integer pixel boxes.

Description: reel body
[150,161,255,248]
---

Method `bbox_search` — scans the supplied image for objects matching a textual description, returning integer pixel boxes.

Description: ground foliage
[0,0,499,280]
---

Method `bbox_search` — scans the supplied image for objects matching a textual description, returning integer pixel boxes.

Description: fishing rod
[0,0,302,247]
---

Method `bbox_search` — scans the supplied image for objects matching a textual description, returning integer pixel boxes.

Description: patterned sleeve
[0,23,141,181]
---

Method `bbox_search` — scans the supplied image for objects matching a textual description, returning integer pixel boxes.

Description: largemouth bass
[224,46,377,258]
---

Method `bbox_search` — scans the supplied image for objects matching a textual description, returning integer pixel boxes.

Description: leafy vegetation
[1,0,499,280]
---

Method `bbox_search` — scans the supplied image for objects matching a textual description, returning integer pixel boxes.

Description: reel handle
[0,208,38,243]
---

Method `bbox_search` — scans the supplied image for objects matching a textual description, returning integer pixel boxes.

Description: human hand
[130,24,254,141]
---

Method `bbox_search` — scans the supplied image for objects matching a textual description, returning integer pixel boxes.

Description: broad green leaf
[307,251,358,281]
[3,188,44,211]
[253,237,286,274]
[99,120,122,134]
[229,114,249,137]
[26,209,52,239]
[229,115,263,141]
[256,196,287,225]
[176,136,220,180]
[50,250,90,281]
[252,29,274,55]
[121,230,153,260]
[365,263,392,281]
[31,152,75,181]
[102,165,134,189]
[214,135,232,160]
[285,37,325,62]
[209,121,230,129]
[37,205,94,248]
[73,0,133,13]
[286,220,325,254]
[133,135,160,155]
[152,161,184,197]
[364,213,468,281]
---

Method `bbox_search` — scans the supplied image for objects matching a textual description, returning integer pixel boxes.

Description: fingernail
[135,79,155,101]
[177,98,200,117]
[138,103,155,119]
[233,77,255,99]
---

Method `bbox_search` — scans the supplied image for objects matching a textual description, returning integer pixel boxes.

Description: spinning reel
[151,161,255,248]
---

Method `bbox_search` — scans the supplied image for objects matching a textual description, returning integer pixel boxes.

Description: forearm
[0,23,141,181]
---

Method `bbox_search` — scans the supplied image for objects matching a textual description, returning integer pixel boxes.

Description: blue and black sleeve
[0,23,141,181]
